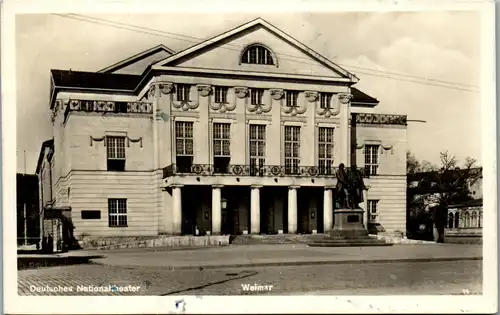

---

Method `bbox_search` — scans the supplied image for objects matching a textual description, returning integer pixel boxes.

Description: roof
[152,17,358,81]
[51,69,142,90]
[35,139,54,175]
[50,70,142,108]
[98,44,175,74]
[351,87,379,105]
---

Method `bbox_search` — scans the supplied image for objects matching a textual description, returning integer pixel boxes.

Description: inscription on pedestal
[347,215,360,223]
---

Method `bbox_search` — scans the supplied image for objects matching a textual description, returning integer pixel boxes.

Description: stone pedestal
[330,208,369,239]
[307,208,392,247]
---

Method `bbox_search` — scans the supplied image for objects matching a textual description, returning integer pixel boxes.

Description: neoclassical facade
[37,18,408,240]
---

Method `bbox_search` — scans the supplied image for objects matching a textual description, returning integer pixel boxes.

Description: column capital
[171,184,184,188]
[289,185,300,189]
[324,185,335,189]
[212,184,224,189]
[250,185,263,189]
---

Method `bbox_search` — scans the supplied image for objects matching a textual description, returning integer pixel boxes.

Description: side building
[36,18,408,247]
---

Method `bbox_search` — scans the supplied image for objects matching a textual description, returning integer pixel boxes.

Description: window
[250,88,264,105]
[249,125,266,176]
[284,126,300,175]
[175,121,194,173]
[81,210,101,220]
[176,84,191,102]
[241,45,274,65]
[448,213,454,228]
[364,145,379,175]
[367,200,379,224]
[213,123,231,173]
[320,93,333,109]
[464,212,471,228]
[108,199,127,227]
[471,211,478,228]
[107,136,126,171]
[285,90,299,107]
[214,86,228,103]
[318,127,334,175]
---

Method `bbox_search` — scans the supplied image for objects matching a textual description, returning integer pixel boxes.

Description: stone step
[308,241,393,247]
[230,234,330,245]
[308,236,392,247]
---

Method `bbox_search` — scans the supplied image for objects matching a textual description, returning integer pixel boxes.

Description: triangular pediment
[99,44,175,75]
[153,18,357,81]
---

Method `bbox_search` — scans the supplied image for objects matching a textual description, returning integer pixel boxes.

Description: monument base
[308,208,392,247]
[330,208,368,239]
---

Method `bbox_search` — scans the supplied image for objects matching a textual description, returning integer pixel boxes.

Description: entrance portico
[168,184,337,236]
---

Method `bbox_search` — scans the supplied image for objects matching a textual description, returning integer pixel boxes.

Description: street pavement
[17,243,483,296]
[87,243,482,269]
[18,260,482,296]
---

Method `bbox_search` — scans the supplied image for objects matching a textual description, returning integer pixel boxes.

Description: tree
[406,150,481,242]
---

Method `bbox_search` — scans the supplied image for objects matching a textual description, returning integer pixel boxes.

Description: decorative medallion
[197,84,212,97]
[232,165,244,175]
[338,93,353,104]
[234,87,248,99]
[159,83,174,95]
[270,89,284,101]
[270,166,282,176]
[304,91,319,102]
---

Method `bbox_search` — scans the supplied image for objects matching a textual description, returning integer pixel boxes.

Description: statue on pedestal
[336,163,367,209]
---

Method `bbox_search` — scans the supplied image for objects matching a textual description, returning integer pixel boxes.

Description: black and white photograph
[3,0,496,314]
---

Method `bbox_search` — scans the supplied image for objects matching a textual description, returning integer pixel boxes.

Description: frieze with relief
[246,88,276,114]
[281,91,306,116]
[170,84,206,112]
[210,86,238,114]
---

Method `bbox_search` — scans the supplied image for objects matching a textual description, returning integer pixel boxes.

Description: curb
[91,256,482,271]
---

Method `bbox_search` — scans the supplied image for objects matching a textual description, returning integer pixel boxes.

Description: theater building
[37,18,408,241]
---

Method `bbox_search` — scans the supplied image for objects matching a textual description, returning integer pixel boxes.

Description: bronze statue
[335,163,350,208]
[336,163,368,209]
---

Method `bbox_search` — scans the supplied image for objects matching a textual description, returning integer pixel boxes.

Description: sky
[15,11,483,174]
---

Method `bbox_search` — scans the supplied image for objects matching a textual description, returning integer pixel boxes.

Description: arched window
[448,213,454,229]
[454,212,460,228]
[464,212,471,228]
[241,45,275,65]
[471,211,478,228]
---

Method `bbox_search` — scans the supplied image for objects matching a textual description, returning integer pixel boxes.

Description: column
[250,185,261,234]
[338,93,352,166]
[323,186,334,232]
[172,185,183,235]
[288,186,298,234]
[362,189,368,228]
[211,185,222,235]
